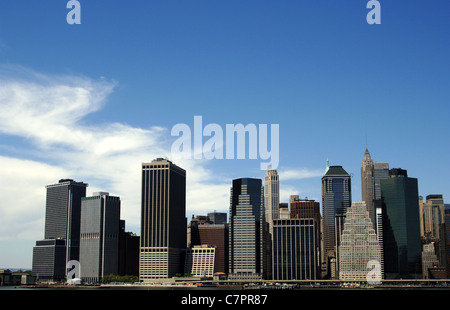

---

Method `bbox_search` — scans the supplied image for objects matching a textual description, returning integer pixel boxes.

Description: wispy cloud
[278,167,324,181]
[0,65,229,245]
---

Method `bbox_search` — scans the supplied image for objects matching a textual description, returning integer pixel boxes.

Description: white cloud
[278,167,323,181]
[0,66,229,248]
[0,156,67,241]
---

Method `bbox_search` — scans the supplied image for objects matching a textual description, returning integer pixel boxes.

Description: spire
[325,158,330,174]
[363,147,371,161]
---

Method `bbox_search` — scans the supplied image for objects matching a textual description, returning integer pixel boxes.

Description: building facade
[264,169,279,233]
[184,245,216,278]
[419,195,445,240]
[322,165,351,277]
[338,201,381,281]
[272,218,320,280]
[140,158,187,281]
[228,178,265,280]
[32,179,88,281]
[381,168,422,279]
[361,148,375,224]
[79,192,121,283]
[188,216,229,275]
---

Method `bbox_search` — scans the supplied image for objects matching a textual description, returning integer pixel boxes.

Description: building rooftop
[323,165,349,176]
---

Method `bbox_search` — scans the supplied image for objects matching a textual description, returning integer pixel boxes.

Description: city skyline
[1,1,449,270]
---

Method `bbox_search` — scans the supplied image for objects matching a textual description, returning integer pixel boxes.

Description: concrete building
[32,179,88,282]
[228,178,265,280]
[272,218,320,280]
[79,192,121,283]
[338,201,381,282]
[139,158,186,281]
[419,195,445,240]
[184,245,216,278]
[188,215,229,275]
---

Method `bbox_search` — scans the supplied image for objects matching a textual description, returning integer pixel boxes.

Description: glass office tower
[322,166,351,263]
[381,168,422,279]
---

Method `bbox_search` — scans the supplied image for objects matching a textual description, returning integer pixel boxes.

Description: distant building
[272,218,320,280]
[422,242,440,279]
[322,165,351,277]
[361,148,375,224]
[188,215,229,275]
[32,179,88,282]
[118,220,140,277]
[228,178,265,280]
[338,201,381,281]
[0,270,36,286]
[207,211,227,224]
[419,195,445,240]
[79,192,121,284]
[184,245,216,278]
[361,148,389,231]
[139,158,187,281]
[440,208,450,278]
[264,169,280,233]
[32,239,66,282]
[381,168,422,279]
[290,198,321,224]
[279,203,290,219]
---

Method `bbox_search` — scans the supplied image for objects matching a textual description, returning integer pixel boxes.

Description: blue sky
[0,1,449,268]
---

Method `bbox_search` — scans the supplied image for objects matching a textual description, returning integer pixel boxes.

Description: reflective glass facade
[381,169,422,279]
[322,166,351,258]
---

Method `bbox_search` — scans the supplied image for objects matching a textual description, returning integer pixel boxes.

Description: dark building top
[324,166,349,176]
[389,168,408,177]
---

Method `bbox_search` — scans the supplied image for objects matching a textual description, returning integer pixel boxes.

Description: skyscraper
[264,169,278,280]
[44,179,88,262]
[419,194,445,240]
[79,192,121,283]
[228,178,265,280]
[361,148,375,223]
[381,168,422,279]
[32,179,88,281]
[272,218,320,280]
[322,165,351,276]
[139,158,186,281]
[338,201,381,281]
[361,148,389,228]
[264,169,279,233]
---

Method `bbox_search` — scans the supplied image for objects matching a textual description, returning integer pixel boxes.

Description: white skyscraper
[339,201,382,282]
[264,169,279,233]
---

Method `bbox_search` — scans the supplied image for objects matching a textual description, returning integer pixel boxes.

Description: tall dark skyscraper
[44,179,88,262]
[272,218,320,281]
[381,168,422,279]
[139,158,186,281]
[32,179,88,281]
[322,165,351,277]
[228,178,265,280]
